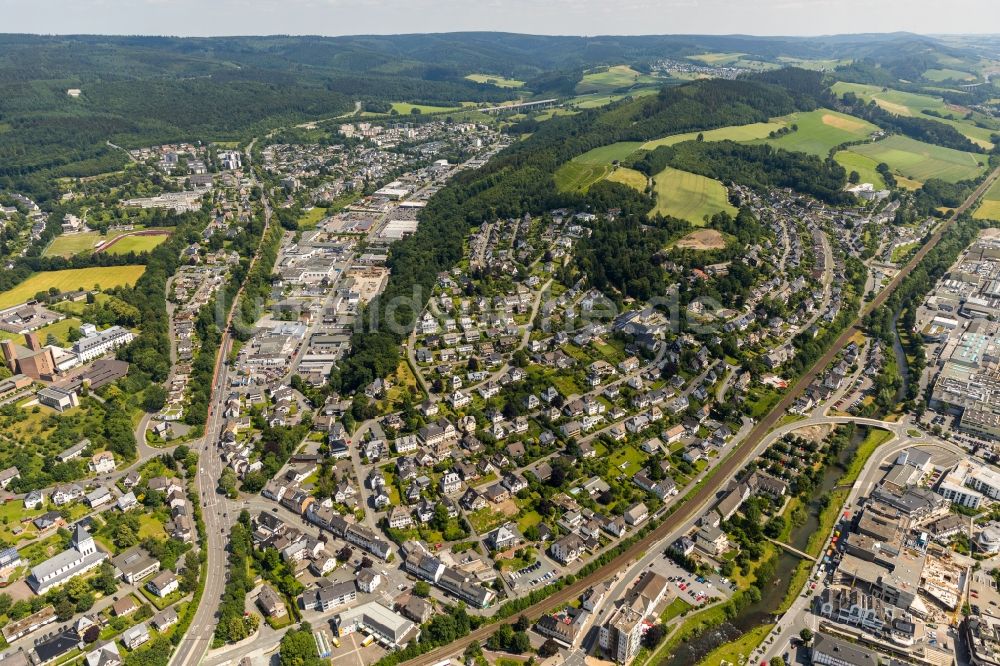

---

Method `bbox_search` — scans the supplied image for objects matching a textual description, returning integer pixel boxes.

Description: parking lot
[329,630,386,666]
[649,555,736,606]
[507,555,561,592]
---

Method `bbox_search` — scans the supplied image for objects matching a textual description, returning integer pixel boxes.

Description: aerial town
[0,24,999,666]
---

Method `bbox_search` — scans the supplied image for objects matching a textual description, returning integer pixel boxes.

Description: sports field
[641,121,786,150]
[974,178,1000,221]
[833,151,886,189]
[0,266,146,309]
[576,65,660,94]
[465,73,524,88]
[755,109,879,157]
[651,167,736,225]
[104,233,169,255]
[554,142,643,192]
[44,227,170,258]
[847,135,987,184]
[606,167,648,191]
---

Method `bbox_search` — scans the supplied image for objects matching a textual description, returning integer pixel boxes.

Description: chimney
[24,332,40,352]
[0,340,14,364]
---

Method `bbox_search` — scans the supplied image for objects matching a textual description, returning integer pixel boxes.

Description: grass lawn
[698,623,774,666]
[754,108,879,157]
[468,508,507,534]
[517,510,542,532]
[0,266,146,309]
[974,176,1000,221]
[891,242,919,264]
[641,121,786,150]
[105,233,169,255]
[297,206,328,230]
[841,428,893,486]
[608,445,647,476]
[567,88,659,109]
[833,150,887,189]
[651,167,736,225]
[847,135,987,184]
[464,73,524,88]
[138,514,167,540]
[660,597,693,623]
[554,142,643,192]
[606,167,648,192]
[24,316,82,347]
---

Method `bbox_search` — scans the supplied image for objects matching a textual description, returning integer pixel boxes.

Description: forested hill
[330,69,843,391]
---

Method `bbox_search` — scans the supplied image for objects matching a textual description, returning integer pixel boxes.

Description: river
[658,428,866,666]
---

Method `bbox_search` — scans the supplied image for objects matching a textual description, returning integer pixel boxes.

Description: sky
[1,0,996,37]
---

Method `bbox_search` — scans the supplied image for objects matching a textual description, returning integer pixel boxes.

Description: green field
[833,150,887,189]
[0,266,146,309]
[44,232,105,257]
[847,135,987,184]
[554,142,643,192]
[652,167,736,225]
[297,206,328,230]
[641,122,787,150]
[606,167,648,191]
[923,68,977,82]
[465,73,524,88]
[576,65,660,94]
[567,87,659,109]
[754,108,879,156]
[105,234,169,255]
[44,228,171,258]
[974,177,1000,221]
[831,81,995,149]
[390,102,462,115]
[687,52,746,65]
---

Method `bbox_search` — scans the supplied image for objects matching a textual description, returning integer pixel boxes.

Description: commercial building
[811,632,880,666]
[72,325,135,363]
[334,601,419,648]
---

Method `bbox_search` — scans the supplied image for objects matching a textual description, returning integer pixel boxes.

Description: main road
[169,146,273,666]
[399,166,1000,666]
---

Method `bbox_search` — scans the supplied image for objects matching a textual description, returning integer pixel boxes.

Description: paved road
[399,168,1000,666]
[170,151,272,666]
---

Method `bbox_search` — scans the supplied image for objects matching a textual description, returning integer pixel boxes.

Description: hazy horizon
[1,0,995,39]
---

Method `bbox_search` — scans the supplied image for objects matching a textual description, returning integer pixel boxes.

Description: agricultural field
[830,81,996,149]
[687,52,745,65]
[754,108,879,157]
[390,102,463,115]
[567,87,659,109]
[0,266,146,309]
[641,121,786,150]
[576,65,660,94]
[847,135,987,184]
[554,142,643,192]
[923,68,977,82]
[651,167,736,225]
[465,73,524,88]
[605,167,648,191]
[833,150,887,189]
[973,177,1000,221]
